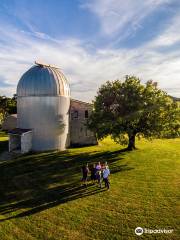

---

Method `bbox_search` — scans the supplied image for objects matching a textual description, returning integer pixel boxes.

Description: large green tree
[88,76,180,150]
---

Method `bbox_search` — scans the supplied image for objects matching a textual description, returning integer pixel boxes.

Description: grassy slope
[0,134,179,240]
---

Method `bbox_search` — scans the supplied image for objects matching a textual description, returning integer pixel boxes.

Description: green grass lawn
[0,134,179,240]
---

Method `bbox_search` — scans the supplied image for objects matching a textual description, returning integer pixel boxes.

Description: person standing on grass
[105,161,109,169]
[81,163,89,186]
[96,162,102,171]
[96,169,102,188]
[95,162,102,188]
[102,161,109,170]
[91,163,96,184]
[103,166,110,190]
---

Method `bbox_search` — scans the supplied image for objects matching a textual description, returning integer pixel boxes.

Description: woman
[95,162,102,188]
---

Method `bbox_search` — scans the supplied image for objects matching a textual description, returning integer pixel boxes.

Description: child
[96,169,102,188]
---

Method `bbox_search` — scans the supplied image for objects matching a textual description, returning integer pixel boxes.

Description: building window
[85,110,88,118]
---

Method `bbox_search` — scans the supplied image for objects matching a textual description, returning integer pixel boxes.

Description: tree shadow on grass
[0,139,8,154]
[0,183,107,221]
[0,147,133,221]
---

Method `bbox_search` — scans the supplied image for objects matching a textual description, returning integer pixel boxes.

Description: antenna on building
[35,60,60,69]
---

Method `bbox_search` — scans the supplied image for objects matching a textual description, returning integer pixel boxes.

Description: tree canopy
[0,95,17,126]
[88,76,180,150]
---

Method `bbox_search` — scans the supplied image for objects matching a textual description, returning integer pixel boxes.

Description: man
[103,166,110,190]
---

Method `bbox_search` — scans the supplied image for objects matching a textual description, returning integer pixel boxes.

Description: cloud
[0,13,180,102]
[149,15,180,47]
[0,75,15,94]
[81,0,173,37]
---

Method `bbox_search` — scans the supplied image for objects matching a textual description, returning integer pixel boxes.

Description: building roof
[71,98,93,106]
[17,62,70,97]
[8,128,32,135]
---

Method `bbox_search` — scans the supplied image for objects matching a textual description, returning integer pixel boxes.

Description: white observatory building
[8,62,97,153]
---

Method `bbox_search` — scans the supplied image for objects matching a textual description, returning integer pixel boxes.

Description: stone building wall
[70,99,97,146]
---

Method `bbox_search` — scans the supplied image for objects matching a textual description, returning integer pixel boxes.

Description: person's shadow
[0,148,133,221]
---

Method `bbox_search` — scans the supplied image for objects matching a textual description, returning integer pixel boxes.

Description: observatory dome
[17,63,70,97]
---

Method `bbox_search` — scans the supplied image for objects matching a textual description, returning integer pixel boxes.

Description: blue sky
[0,0,180,101]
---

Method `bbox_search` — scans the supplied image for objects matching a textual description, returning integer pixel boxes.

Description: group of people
[81,161,110,190]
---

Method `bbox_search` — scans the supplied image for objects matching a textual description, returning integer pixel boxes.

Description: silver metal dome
[17,63,70,97]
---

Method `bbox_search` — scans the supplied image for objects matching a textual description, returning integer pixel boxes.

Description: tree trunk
[127,134,136,150]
